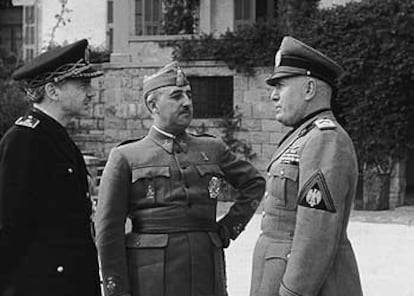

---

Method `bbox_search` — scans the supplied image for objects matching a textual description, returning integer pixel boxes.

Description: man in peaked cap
[0,39,103,296]
[250,36,363,296]
[95,62,265,296]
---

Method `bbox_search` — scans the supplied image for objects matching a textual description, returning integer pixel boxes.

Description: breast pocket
[195,164,225,200]
[126,233,168,295]
[266,164,299,210]
[131,166,171,203]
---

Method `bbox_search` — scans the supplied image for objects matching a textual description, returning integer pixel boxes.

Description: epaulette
[314,118,336,130]
[117,136,145,147]
[190,133,216,138]
[15,115,40,129]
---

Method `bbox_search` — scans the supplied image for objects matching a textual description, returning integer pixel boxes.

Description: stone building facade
[71,0,407,209]
[71,61,288,175]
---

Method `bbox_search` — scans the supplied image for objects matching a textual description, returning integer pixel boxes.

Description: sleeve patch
[298,170,336,213]
[314,118,336,130]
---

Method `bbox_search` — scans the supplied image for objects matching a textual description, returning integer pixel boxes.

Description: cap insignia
[275,50,282,67]
[176,68,186,87]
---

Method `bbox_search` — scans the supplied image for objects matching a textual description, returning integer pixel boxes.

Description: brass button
[68,168,73,174]
[280,170,285,176]
[287,253,291,259]
[57,266,64,273]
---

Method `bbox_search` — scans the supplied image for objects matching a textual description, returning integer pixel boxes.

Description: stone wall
[70,61,288,173]
[71,61,406,207]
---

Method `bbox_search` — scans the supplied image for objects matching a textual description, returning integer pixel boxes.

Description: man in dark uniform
[0,39,103,296]
[95,62,266,296]
[250,36,363,296]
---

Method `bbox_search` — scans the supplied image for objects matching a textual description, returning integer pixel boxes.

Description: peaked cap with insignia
[143,61,189,98]
[12,39,103,88]
[266,36,344,88]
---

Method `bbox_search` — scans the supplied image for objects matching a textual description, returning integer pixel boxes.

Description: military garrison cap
[143,61,189,98]
[12,39,103,88]
[266,36,344,88]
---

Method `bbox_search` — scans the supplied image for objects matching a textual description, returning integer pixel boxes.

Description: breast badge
[145,184,155,199]
[280,146,299,165]
[208,176,221,199]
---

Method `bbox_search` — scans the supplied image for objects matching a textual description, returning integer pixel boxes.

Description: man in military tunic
[0,39,103,296]
[250,36,363,296]
[95,62,265,296]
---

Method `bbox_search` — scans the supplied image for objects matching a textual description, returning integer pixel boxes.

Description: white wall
[40,0,106,50]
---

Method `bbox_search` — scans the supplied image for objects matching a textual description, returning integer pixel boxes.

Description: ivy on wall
[170,0,414,172]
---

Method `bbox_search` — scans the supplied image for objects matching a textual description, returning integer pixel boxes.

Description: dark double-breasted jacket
[250,110,363,296]
[95,126,265,296]
[0,108,100,296]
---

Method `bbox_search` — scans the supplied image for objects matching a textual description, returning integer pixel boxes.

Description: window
[188,77,233,119]
[234,0,276,29]
[25,48,34,61]
[23,5,36,61]
[135,0,163,35]
[107,0,113,24]
[107,0,114,51]
[234,0,254,30]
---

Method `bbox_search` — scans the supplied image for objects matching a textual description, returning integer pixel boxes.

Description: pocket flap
[265,242,291,260]
[269,165,298,181]
[125,233,168,249]
[132,166,170,183]
[195,164,224,177]
[208,232,223,248]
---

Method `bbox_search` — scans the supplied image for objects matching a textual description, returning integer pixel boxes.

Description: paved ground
[221,204,414,296]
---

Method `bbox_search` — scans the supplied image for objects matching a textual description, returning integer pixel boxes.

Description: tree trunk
[362,169,390,210]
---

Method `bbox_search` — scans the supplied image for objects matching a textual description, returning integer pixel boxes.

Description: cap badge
[176,68,186,87]
[275,50,282,67]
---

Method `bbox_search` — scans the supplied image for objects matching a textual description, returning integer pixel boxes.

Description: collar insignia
[15,115,40,129]
[314,118,336,130]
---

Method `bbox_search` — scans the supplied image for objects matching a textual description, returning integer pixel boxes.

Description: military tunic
[0,108,101,296]
[95,126,265,296]
[250,110,363,296]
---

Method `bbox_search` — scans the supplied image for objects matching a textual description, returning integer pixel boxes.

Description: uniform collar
[148,126,188,154]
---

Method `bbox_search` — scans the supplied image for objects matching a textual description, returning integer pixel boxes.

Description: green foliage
[0,80,30,139]
[168,22,283,74]
[162,0,199,34]
[219,107,256,161]
[293,0,414,172]
[0,51,30,138]
[277,0,320,34]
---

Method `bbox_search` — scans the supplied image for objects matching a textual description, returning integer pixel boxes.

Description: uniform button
[262,211,266,217]
[267,172,271,177]
[68,168,73,174]
[280,170,285,176]
[57,266,64,273]
[287,253,291,259]
[136,241,141,247]
[86,192,90,198]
